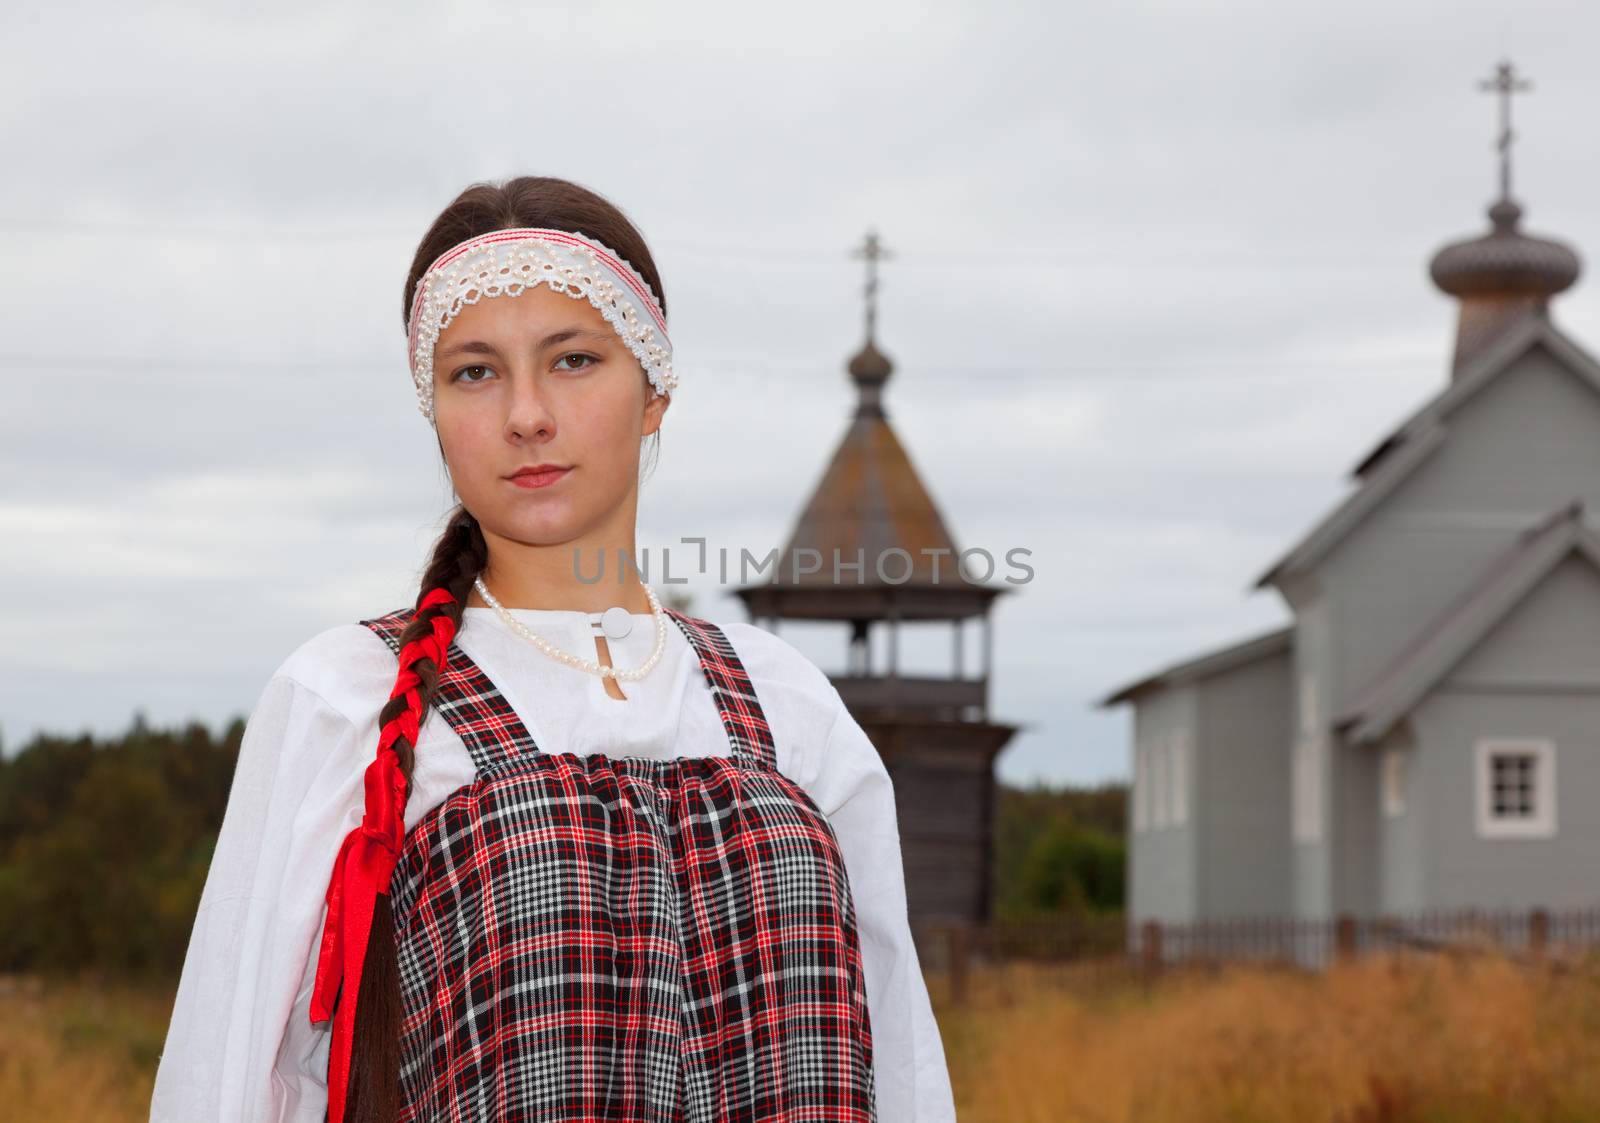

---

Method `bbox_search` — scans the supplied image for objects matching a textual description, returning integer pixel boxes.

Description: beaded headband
[405,226,675,425]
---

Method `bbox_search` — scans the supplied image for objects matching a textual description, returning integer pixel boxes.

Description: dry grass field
[933,949,1600,1122]
[8,948,1600,1121]
[0,973,171,1120]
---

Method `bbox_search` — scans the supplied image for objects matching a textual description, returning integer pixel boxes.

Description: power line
[0,217,412,242]
[0,216,1426,270]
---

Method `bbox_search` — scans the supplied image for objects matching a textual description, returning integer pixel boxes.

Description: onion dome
[848,338,894,418]
[848,338,893,382]
[1429,197,1580,299]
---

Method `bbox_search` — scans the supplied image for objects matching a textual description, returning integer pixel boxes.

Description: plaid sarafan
[358,606,877,1122]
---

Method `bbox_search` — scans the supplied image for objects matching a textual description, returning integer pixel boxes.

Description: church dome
[1429,197,1580,299]
[848,338,894,384]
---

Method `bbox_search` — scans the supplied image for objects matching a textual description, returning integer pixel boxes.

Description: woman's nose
[503,371,555,441]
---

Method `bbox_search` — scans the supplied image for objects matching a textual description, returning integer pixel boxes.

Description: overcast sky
[5,0,1600,787]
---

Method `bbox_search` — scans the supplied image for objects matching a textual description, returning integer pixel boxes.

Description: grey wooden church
[736,232,1017,945]
[1101,62,1600,931]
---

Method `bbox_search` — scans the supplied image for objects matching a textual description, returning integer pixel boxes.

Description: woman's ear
[642,390,669,438]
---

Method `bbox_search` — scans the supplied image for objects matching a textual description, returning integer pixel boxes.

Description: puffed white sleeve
[149,673,366,1123]
[803,702,959,1123]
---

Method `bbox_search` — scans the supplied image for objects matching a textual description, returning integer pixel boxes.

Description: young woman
[150,176,956,1122]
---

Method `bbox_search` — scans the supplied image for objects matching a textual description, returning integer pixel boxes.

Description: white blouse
[149,606,957,1122]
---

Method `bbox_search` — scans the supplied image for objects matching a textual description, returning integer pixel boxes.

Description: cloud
[5,0,1600,785]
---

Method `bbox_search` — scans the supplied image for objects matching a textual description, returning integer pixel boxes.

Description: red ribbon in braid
[310,586,458,1123]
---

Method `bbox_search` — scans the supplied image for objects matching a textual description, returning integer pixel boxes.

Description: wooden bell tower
[735,230,1018,942]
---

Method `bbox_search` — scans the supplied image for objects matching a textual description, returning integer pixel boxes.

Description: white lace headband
[405,226,676,424]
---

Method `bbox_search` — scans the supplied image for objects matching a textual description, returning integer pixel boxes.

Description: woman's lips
[506,467,571,489]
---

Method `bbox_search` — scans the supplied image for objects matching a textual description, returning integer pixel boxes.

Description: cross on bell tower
[844,229,897,417]
[1478,58,1532,202]
[850,229,893,343]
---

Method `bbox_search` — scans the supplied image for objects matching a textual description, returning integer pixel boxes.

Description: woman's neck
[471,541,654,615]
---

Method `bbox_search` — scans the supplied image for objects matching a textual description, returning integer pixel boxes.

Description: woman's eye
[452,364,492,384]
[556,353,597,372]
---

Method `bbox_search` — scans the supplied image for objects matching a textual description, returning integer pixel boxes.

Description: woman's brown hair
[341,175,669,1122]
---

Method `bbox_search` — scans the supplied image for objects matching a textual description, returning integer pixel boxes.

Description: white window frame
[1299,673,1319,735]
[1151,733,1169,830]
[1132,740,1148,832]
[1293,672,1323,844]
[1475,737,1556,839]
[1170,729,1189,826]
[1381,747,1407,818]
[1292,734,1322,843]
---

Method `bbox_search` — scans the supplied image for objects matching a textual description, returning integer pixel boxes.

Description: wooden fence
[924,905,1600,1005]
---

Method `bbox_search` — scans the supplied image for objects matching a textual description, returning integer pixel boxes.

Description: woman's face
[431,282,668,549]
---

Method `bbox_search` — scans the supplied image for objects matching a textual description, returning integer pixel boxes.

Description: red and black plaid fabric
[358,606,877,1122]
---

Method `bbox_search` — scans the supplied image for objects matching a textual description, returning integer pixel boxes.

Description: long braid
[344,506,488,1123]
[329,173,667,1120]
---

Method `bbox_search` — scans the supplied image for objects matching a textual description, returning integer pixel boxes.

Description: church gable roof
[1334,499,1600,745]
[1098,623,1292,707]
[1254,316,1600,591]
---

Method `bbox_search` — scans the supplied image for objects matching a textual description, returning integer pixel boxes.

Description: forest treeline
[0,713,242,979]
[0,713,1125,977]
[993,780,1126,918]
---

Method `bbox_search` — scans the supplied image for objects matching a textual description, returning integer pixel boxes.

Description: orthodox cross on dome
[1478,58,1532,202]
[850,229,893,342]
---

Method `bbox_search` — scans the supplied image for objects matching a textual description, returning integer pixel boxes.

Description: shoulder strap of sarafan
[666,610,776,768]
[358,607,542,771]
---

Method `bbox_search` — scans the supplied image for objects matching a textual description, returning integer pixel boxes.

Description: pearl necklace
[473,576,668,682]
